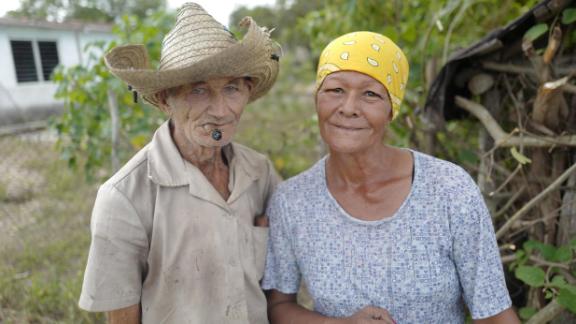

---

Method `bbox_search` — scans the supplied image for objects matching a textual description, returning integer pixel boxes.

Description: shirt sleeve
[79,184,149,312]
[449,171,512,319]
[261,188,301,294]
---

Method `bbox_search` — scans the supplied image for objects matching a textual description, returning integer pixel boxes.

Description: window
[10,40,60,83]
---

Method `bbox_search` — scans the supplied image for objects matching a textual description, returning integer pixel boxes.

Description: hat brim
[104,17,279,108]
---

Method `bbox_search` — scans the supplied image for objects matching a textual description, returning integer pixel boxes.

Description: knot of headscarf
[316,31,409,120]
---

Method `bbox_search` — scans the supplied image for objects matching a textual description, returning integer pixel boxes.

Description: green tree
[52,11,174,177]
[8,0,167,22]
[229,0,324,49]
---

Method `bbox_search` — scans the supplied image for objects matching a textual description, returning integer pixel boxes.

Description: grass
[0,135,104,323]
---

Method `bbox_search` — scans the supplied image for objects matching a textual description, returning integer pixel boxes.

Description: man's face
[160,77,252,148]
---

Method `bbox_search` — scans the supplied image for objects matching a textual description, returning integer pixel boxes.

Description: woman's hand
[339,306,396,324]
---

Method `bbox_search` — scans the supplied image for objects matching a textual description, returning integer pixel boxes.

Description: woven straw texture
[104,3,279,107]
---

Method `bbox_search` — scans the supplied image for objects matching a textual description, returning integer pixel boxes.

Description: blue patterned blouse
[262,150,511,323]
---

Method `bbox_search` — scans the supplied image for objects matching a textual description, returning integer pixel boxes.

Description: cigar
[211,129,222,141]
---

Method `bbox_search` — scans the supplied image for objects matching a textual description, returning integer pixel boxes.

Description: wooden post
[107,89,120,172]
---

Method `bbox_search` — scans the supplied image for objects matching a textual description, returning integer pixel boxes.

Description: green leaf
[524,23,549,42]
[558,289,576,313]
[515,265,546,287]
[524,240,539,253]
[518,307,537,320]
[551,276,576,295]
[551,246,573,263]
[523,240,563,261]
[562,8,576,25]
[510,147,532,165]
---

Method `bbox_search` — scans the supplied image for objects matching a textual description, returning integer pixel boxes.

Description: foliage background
[0,0,575,323]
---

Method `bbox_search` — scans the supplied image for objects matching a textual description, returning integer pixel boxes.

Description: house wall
[0,25,115,125]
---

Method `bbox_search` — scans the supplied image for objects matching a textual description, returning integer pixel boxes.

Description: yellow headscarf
[316,31,409,120]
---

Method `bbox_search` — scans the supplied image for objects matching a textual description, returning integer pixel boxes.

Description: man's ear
[244,77,254,92]
[155,90,171,114]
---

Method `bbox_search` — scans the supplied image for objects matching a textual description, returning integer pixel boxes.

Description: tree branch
[496,161,576,239]
[455,96,576,147]
[526,299,564,324]
[481,61,575,77]
[501,254,571,270]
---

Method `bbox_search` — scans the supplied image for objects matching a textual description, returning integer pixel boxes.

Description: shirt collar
[147,121,189,187]
[147,121,262,205]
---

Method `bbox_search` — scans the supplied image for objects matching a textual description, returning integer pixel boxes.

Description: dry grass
[0,132,103,323]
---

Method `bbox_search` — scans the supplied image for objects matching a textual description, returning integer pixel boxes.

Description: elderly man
[78,3,280,323]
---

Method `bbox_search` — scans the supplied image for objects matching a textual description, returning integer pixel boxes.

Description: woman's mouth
[330,123,365,131]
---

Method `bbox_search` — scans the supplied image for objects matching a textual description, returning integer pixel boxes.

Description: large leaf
[522,240,570,262]
[515,265,546,287]
[551,246,573,263]
[551,276,576,295]
[558,289,576,313]
[518,307,537,320]
[523,23,548,42]
[562,8,576,25]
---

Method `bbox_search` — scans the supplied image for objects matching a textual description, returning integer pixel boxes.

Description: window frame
[10,38,61,84]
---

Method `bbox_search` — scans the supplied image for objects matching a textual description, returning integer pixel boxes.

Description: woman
[261,32,519,324]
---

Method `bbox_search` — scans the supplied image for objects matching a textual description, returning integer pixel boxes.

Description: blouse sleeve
[261,188,301,294]
[449,171,512,319]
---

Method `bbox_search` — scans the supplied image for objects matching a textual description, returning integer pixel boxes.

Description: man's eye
[191,88,207,95]
[225,85,240,92]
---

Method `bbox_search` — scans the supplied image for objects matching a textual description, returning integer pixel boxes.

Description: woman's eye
[365,90,382,98]
[326,88,343,94]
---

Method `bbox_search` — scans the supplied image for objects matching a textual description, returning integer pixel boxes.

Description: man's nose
[207,93,229,118]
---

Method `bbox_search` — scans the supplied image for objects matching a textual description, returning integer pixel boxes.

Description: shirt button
[229,259,237,267]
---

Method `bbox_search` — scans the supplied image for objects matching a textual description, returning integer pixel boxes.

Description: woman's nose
[338,94,359,117]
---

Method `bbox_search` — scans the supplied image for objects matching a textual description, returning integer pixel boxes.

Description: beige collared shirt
[79,121,280,323]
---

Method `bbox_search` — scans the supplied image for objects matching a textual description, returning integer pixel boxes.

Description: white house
[0,17,115,126]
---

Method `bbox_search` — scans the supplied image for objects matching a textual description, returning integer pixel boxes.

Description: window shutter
[10,40,39,83]
[38,41,59,81]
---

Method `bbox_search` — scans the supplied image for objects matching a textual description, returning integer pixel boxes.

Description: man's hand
[107,304,140,324]
[339,306,396,324]
[254,215,269,227]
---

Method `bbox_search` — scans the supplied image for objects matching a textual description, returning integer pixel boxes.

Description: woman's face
[316,71,393,154]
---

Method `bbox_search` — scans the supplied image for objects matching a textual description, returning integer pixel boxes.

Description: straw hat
[104,2,280,108]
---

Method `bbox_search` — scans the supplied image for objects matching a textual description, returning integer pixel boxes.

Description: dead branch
[500,254,571,270]
[563,83,576,94]
[543,26,562,65]
[526,299,564,324]
[482,61,535,75]
[489,164,522,197]
[501,254,516,263]
[482,62,575,78]
[558,269,576,284]
[494,186,526,220]
[455,96,576,147]
[496,161,576,239]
